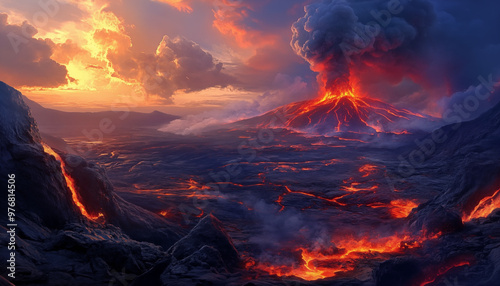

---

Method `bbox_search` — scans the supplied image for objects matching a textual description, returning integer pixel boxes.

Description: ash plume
[291,0,435,92]
[291,0,500,104]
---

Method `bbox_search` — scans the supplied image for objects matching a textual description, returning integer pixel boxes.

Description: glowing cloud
[0,13,68,87]
[153,0,193,13]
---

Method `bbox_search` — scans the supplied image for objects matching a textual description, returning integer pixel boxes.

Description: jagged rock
[374,258,423,286]
[166,214,240,269]
[0,81,79,228]
[132,215,240,286]
[479,246,500,286]
[409,205,463,235]
[0,81,183,285]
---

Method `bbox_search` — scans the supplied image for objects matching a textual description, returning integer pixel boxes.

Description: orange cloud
[153,0,193,13]
[0,14,68,88]
[211,1,277,49]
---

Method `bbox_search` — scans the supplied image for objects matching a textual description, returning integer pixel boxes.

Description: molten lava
[463,188,500,222]
[271,85,425,134]
[277,186,348,211]
[358,164,378,177]
[42,143,104,221]
[253,233,428,281]
[389,199,419,218]
[419,260,471,286]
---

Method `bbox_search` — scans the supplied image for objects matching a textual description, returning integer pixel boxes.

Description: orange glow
[42,143,104,221]
[158,210,173,218]
[281,83,424,134]
[18,1,163,111]
[212,2,277,49]
[463,188,500,222]
[154,0,193,13]
[389,199,419,218]
[340,183,378,193]
[187,178,211,191]
[359,164,378,177]
[253,233,428,281]
[419,261,470,286]
[277,186,348,212]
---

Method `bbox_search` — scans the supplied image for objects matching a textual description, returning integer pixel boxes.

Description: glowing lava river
[42,143,104,221]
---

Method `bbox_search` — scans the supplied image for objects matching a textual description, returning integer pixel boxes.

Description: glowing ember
[340,182,378,193]
[42,143,104,221]
[158,210,172,218]
[463,188,500,222]
[389,199,419,218]
[187,178,211,191]
[358,164,378,177]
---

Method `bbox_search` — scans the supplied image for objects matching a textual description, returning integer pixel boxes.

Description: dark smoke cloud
[291,0,500,106]
[0,13,68,87]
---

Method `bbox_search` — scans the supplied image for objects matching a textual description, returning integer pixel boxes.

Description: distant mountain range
[23,96,179,136]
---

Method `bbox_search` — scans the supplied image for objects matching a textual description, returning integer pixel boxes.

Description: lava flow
[253,233,427,281]
[419,260,471,286]
[42,143,104,221]
[388,199,419,218]
[462,187,500,222]
[254,83,425,135]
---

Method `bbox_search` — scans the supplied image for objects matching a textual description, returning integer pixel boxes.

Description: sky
[0,0,499,118]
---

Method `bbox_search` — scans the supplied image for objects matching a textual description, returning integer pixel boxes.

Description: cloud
[160,73,310,135]
[153,0,194,13]
[207,0,315,91]
[0,0,87,32]
[439,83,500,121]
[0,13,68,87]
[109,35,235,101]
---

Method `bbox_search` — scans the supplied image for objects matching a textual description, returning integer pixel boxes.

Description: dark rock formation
[0,81,78,228]
[0,81,182,284]
[61,153,183,248]
[132,215,241,286]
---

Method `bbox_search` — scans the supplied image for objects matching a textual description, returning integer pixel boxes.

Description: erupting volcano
[245,83,427,135]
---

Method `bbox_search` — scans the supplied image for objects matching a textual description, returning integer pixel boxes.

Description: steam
[160,74,310,135]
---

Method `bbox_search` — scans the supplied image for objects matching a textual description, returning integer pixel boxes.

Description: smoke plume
[291,0,500,103]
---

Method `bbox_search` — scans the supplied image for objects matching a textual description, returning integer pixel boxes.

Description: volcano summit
[236,86,429,135]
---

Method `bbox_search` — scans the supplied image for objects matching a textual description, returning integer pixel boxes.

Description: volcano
[236,87,429,135]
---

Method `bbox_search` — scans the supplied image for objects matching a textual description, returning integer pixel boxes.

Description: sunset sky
[1,0,499,117]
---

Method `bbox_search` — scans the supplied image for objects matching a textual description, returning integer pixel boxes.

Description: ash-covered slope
[432,99,500,157]
[410,100,500,224]
[374,101,500,286]
[233,95,431,135]
[0,81,78,228]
